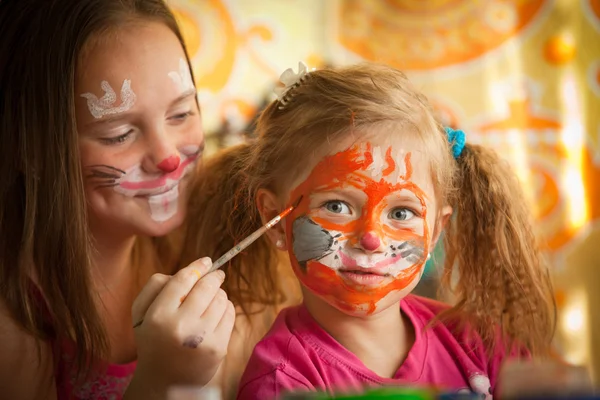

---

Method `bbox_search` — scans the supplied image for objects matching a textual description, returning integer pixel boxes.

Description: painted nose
[157,155,180,173]
[359,232,381,252]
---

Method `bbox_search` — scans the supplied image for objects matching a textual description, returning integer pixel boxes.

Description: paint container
[166,386,221,400]
[512,397,600,400]
[437,393,484,400]
[282,387,434,399]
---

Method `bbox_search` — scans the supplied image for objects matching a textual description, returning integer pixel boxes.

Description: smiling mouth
[136,180,181,198]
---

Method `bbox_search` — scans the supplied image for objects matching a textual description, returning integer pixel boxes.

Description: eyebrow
[84,88,198,127]
[170,88,197,106]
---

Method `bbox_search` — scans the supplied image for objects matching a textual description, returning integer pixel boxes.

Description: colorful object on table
[281,387,435,399]
[444,127,466,159]
[280,387,491,400]
[282,386,600,400]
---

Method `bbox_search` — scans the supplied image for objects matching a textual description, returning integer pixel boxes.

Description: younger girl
[196,63,556,399]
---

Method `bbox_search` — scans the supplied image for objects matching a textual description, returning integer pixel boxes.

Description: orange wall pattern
[169,0,600,379]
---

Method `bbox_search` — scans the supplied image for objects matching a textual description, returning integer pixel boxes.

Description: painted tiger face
[285,135,436,315]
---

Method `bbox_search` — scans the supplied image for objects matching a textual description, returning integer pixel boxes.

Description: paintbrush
[207,196,303,273]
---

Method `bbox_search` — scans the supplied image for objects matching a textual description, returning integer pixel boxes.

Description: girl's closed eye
[322,200,352,215]
[100,129,134,145]
[168,110,193,123]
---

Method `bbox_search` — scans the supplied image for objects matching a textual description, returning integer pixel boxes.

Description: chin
[310,285,415,318]
[140,208,186,237]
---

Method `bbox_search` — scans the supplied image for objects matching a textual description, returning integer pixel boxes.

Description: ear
[256,188,287,251]
[431,205,453,245]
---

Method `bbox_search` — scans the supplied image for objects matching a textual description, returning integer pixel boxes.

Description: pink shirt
[54,339,136,400]
[237,295,525,400]
[30,282,135,399]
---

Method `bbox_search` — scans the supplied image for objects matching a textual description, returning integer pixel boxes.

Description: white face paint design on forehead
[80,79,137,119]
[363,145,411,183]
[168,58,195,93]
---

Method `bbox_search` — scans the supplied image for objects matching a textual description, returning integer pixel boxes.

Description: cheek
[182,113,204,143]
[290,216,334,270]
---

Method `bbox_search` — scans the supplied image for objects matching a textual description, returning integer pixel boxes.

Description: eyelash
[319,200,420,219]
[99,111,194,145]
[170,111,193,121]
[321,199,352,214]
[100,130,133,145]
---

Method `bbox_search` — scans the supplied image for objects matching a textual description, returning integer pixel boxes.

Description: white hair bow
[274,61,311,109]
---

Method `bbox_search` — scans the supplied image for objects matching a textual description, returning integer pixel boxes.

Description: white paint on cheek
[168,58,195,93]
[179,144,201,156]
[80,79,136,119]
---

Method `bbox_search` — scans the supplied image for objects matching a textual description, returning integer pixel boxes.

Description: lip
[338,250,402,275]
[338,269,389,287]
[137,180,181,198]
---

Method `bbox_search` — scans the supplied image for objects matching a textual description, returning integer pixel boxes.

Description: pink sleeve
[236,369,312,400]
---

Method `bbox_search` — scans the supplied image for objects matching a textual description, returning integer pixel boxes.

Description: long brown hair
[0,0,193,381]
[193,63,555,356]
[179,144,296,317]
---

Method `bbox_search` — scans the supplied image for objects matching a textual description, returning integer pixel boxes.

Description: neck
[88,221,138,291]
[303,292,414,378]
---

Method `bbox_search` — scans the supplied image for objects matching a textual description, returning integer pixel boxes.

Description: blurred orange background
[168,0,600,384]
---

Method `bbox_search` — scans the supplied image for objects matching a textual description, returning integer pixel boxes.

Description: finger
[149,257,213,312]
[179,269,226,316]
[190,301,235,354]
[132,273,170,326]
[213,300,236,340]
[194,288,229,334]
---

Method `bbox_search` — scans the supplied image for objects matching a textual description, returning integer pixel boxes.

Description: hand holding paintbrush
[133,196,302,328]
[128,198,301,397]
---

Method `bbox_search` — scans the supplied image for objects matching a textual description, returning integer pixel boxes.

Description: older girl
[0,1,284,398]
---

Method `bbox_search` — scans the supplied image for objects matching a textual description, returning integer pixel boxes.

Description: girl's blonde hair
[193,63,555,356]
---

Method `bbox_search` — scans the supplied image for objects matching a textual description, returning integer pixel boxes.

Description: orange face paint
[286,142,430,314]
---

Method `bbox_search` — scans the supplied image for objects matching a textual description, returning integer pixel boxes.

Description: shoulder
[237,306,314,399]
[0,296,57,399]
[402,294,451,321]
[404,295,526,388]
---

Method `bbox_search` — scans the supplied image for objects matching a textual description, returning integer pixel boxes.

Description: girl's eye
[324,200,351,215]
[100,130,133,145]
[389,208,415,221]
[169,111,192,121]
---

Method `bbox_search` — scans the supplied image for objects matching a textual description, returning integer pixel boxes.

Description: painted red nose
[157,155,180,173]
[359,232,381,251]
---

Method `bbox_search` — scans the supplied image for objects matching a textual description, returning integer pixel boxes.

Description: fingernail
[216,270,225,281]
[195,257,212,274]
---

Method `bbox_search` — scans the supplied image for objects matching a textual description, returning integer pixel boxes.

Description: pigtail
[441,144,556,357]
[179,143,287,317]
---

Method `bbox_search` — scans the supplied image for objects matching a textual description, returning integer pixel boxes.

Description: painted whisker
[94,182,120,190]
[84,164,125,190]
[86,164,126,174]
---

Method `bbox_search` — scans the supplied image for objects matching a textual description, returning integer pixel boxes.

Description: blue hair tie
[444,127,466,159]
